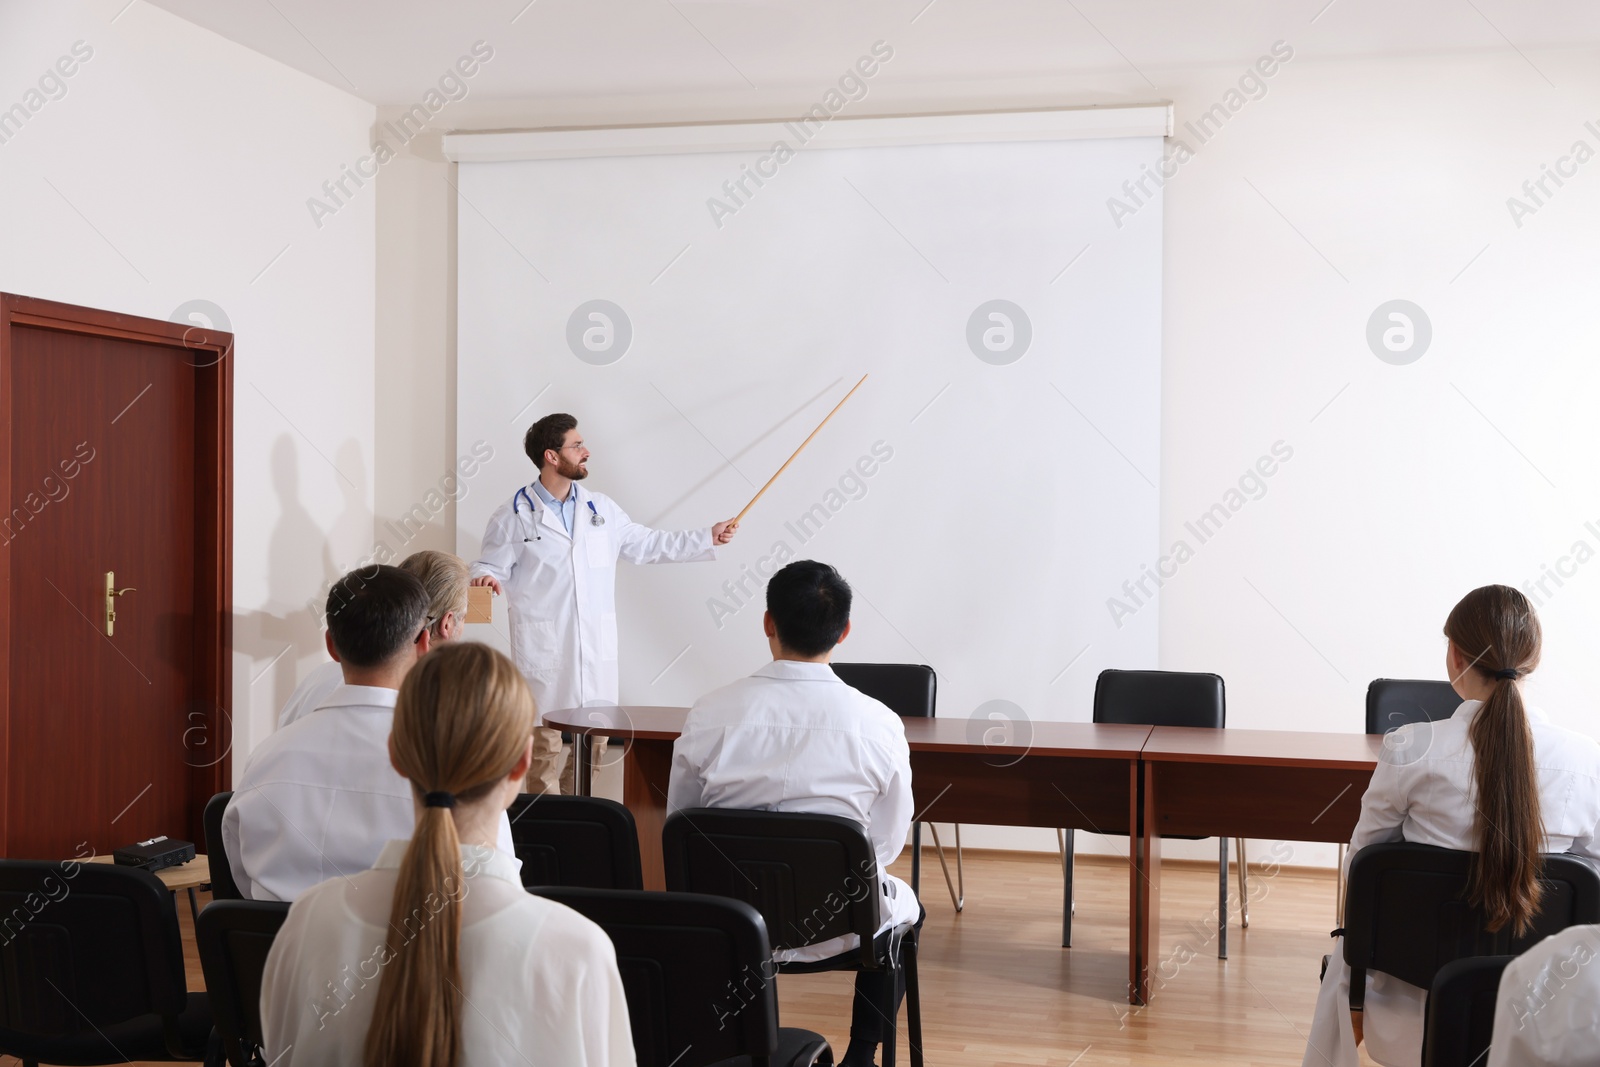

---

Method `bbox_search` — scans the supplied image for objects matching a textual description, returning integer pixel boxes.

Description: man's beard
[557,456,587,480]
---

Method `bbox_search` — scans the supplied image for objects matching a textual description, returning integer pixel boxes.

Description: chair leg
[927,824,963,912]
[1236,837,1250,929]
[1060,828,1074,947]
[911,822,922,898]
[881,958,898,1067]
[1336,843,1346,925]
[906,929,923,1067]
[954,824,965,907]
[1218,837,1228,960]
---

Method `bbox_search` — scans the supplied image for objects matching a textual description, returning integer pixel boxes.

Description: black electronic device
[113,834,196,874]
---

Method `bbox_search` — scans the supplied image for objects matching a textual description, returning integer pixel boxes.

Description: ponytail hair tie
[423,790,457,809]
[1492,668,1520,681]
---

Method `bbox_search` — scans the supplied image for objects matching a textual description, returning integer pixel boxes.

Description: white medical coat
[223,684,516,901]
[276,659,342,729]
[471,482,714,723]
[1486,924,1600,1067]
[1304,700,1600,1067]
[667,659,919,962]
[261,840,635,1067]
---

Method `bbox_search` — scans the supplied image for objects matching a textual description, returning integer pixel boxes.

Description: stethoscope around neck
[513,486,604,542]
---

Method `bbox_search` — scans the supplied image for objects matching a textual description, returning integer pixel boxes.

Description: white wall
[0,0,377,776]
[377,42,1600,867]
[451,126,1164,742]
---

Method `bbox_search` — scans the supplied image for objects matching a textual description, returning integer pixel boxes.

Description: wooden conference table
[547,706,1382,1004]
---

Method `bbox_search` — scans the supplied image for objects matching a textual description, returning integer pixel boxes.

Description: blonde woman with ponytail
[1303,585,1600,1067]
[261,642,636,1067]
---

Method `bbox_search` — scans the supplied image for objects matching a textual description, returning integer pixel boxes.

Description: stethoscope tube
[514,486,604,542]
[514,486,540,542]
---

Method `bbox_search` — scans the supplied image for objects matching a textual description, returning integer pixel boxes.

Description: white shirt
[1304,700,1600,1067]
[261,840,635,1067]
[1487,924,1600,1067]
[667,659,919,962]
[276,660,342,729]
[223,684,517,901]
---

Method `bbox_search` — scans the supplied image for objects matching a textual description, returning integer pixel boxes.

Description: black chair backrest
[663,808,881,968]
[1366,678,1461,736]
[205,790,243,901]
[533,886,781,1067]
[831,663,936,719]
[196,900,290,1067]
[1420,954,1513,1067]
[1093,669,1225,728]
[0,859,189,1049]
[1344,843,1600,992]
[507,794,644,891]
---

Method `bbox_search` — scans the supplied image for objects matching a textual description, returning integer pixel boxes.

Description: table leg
[574,733,593,797]
[1062,827,1074,948]
[912,822,921,896]
[1130,759,1160,1005]
[624,738,672,890]
[187,886,201,926]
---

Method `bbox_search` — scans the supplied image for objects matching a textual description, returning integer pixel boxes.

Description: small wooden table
[88,853,212,922]
[1134,728,1383,1003]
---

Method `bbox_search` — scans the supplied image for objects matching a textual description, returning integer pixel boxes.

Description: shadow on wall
[233,435,363,728]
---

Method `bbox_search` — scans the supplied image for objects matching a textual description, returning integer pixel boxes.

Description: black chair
[1420,954,1513,1067]
[507,794,644,891]
[663,808,922,1067]
[204,791,242,902]
[1338,680,1464,917]
[0,859,215,1065]
[1366,678,1462,736]
[196,901,290,1067]
[532,886,833,1067]
[831,663,961,911]
[1343,842,1600,1023]
[1068,669,1239,955]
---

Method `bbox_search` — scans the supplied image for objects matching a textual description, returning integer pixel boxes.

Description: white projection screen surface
[451,112,1164,748]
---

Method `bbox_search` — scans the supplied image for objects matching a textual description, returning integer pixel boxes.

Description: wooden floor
[62,849,1382,1067]
[779,848,1379,1067]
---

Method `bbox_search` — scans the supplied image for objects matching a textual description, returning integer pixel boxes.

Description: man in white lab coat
[472,412,737,794]
[224,565,516,900]
[277,550,472,729]
[668,560,919,1067]
[1486,924,1600,1066]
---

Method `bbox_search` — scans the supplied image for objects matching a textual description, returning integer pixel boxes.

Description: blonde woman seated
[1302,585,1600,1067]
[261,642,635,1067]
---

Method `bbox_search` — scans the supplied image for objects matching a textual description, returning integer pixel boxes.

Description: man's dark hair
[324,565,429,668]
[766,560,852,657]
[524,413,578,469]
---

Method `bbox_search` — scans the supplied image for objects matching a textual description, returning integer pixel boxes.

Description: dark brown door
[0,295,231,859]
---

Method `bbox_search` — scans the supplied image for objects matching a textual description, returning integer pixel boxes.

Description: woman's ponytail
[1445,585,1545,935]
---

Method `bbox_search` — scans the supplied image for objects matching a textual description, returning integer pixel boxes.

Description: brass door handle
[105,571,136,637]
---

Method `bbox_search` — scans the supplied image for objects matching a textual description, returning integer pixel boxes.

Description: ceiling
[147,0,1600,110]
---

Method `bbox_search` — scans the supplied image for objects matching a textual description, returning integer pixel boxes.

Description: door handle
[104,571,136,637]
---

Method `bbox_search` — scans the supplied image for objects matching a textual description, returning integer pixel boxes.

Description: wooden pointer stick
[731,373,868,525]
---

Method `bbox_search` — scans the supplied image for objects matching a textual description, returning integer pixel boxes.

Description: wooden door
[0,295,231,859]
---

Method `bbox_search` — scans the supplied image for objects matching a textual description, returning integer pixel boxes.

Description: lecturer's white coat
[1304,700,1600,1067]
[471,482,714,722]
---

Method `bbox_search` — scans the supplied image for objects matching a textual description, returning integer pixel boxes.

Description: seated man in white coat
[668,560,920,1067]
[277,550,472,729]
[224,564,515,900]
